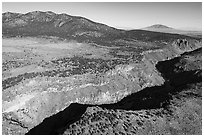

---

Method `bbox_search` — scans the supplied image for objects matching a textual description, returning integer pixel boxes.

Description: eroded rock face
[2,39,201,134]
[173,39,201,53]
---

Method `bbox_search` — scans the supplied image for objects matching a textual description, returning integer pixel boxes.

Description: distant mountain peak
[146,24,173,29]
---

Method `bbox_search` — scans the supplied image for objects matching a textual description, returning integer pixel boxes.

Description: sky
[2,2,202,31]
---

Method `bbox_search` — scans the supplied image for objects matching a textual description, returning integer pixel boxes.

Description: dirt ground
[2,37,112,79]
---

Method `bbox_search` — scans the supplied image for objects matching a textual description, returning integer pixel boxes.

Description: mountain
[3,11,201,45]
[2,11,122,41]
[3,12,201,39]
[144,24,173,29]
[141,24,202,38]
[141,24,175,33]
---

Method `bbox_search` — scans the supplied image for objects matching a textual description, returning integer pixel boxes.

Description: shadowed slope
[26,103,87,135]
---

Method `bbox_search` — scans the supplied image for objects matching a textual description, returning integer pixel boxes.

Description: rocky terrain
[2,11,202,135]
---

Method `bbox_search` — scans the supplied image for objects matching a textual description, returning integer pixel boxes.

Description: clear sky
[2,2,202,30]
